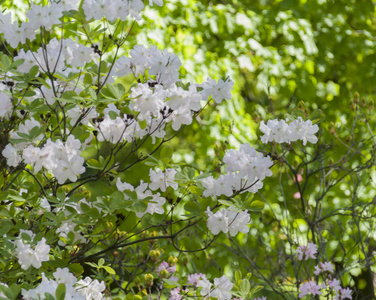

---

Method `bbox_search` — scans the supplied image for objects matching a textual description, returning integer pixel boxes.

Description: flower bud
[144,274,154,287]
[368,99,374,111]
[168,256,178,266]
[141,289,147,296]
[353,92,360,104]
[149,250,160,262]
[62,185,72,193]
[159,269,168,278]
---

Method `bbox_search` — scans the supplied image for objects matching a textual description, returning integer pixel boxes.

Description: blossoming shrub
[0,0,370,299]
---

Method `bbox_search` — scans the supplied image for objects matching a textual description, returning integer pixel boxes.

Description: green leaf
[183,167,196,179]
[239,279,251,297]
[235,269,242,283]
[109,110,118,120]
[35,76,52,89]
[16,132,30,140]
[68,263,84,276]
[55,284,66,300]
[249,200,265,211]
[3,283,21,300]
[8,138,29,144]
[250,285,263,294]
[44,293,55,300]
[29,65,39,78]
[188,185,202,195]
[184,201,201,216]
[218,200,234,207]
[87,159,103,170]
[310,109,325,124]
[1,55,11,71]
[0,221,11,236]
[162,278,181,288]
[109,191,125,210]
[160,146,173,162]
[11,58,25,68]
[98,258,105,266]
[139,119,147,129]
[102,265,116,274]
[28,125,44,140]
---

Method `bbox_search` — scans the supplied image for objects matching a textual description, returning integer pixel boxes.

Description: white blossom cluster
[199,77,234,104]
[13,230,50,270]
[206,207,251,236]
[14,37,93,76]
[21,268,106,300]
[202,143,273,197]
[118,45,182,88]
[96,104,143,144]
[117,178,166,218]
[3,135,86,184]
[198,275,233,300]
[115,168,177,218]
[260,117,319,145]
[149,168,178,192]
[0,0,162,49]
[83,0,163,22]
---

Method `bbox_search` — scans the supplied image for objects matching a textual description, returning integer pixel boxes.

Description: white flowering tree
[0,1,375,300]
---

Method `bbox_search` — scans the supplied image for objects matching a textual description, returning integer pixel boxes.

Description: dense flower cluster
[296,243,352,299]
[14,234,50,270]
[206,207,251,236]
[198,275,233,300]
[260,117,319,145]
[21,268,106,300]
[296,243,317,261]
[116,177,166,218]
[202,143,273,197]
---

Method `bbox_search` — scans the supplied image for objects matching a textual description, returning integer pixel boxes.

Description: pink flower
[169,287,182,300]
[293,192,301,199]
[188,273,206,287]
[297,174,303,182]
[296,243,317,261]
[328,278,341,292]
[314,261,334,275]
[338,287,352,300]
[157,261,177,273]
[299,280,325,298]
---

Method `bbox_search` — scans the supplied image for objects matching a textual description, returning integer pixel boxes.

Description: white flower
[206,207,251,236]
[188,273,206,287]
[2,144,21,167]
[0,92,12,118]
[211,275,233,300]
[149,0,163,6]
[198,277,212,297]
[149,168,178,192]
[16,238,50,270]
[259,118,319,145]
[76,277,106,300]
[136,192,166,218]
[116,177,135,192]
[199,77,234,104]
[53,267,77,286]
